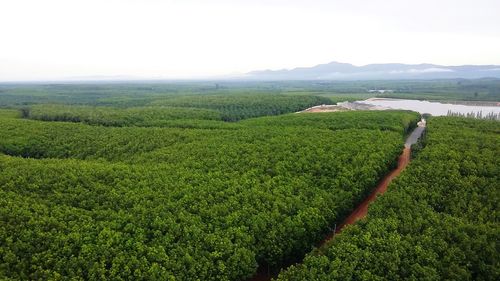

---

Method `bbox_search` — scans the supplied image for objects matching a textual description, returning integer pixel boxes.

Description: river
[350,98,500,117]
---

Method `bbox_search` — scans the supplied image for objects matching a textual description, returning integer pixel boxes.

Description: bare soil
[319,147,410,245]
[248,120,426,281]
[299,104,348,113]
[249,148,412,281]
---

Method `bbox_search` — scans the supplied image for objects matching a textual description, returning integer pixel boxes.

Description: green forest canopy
[2,85,497,280]
[277,117,500,281]
[0,107,419,280]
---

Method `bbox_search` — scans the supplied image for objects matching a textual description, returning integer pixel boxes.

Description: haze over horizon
[1,0,500,81]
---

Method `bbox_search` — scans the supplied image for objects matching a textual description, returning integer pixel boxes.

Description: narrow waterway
[249,119,426,281]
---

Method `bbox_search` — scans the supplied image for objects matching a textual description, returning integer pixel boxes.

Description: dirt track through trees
[250,121,426,281]
[319,147,411,244]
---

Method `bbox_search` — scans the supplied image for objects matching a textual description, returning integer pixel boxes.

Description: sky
[1,0,499,81]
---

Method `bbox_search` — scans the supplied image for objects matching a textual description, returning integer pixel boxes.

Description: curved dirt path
[321,119,425,240]
[319,146,410,244]
[250,121,426,281]
[319,120,425,243]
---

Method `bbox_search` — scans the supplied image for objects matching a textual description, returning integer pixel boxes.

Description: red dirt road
[249,147,412,281]
[320,147,411,243]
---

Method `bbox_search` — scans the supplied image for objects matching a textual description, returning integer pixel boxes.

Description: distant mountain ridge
[245,61,500,80]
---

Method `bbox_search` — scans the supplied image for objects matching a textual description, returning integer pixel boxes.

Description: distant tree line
[447,109,499,120]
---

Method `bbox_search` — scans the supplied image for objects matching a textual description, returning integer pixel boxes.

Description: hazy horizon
[1,0,500,81]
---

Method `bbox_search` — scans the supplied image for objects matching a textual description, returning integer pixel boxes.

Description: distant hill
[244,61,500,80]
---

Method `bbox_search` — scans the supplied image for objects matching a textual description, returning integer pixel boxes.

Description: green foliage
[149,94,332,121]
[6,87,334,122]
[26,104,223,126]
[241,110,418,135]
[277,117,500,281]
[2,80,497,110]
[0,110,419,280]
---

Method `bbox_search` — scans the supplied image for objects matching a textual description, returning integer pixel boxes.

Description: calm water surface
[359,98,500,116]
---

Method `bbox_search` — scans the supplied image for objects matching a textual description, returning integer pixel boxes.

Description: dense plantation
[23,105,223,127]
[0,83,335,122]
[15,95,331,123]
[277,117,500,281]
[149,94,332,121]
[241,111,417,135]
[0,107,419,280]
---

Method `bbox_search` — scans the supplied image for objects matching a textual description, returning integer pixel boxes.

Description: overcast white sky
[1,0,499,81]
